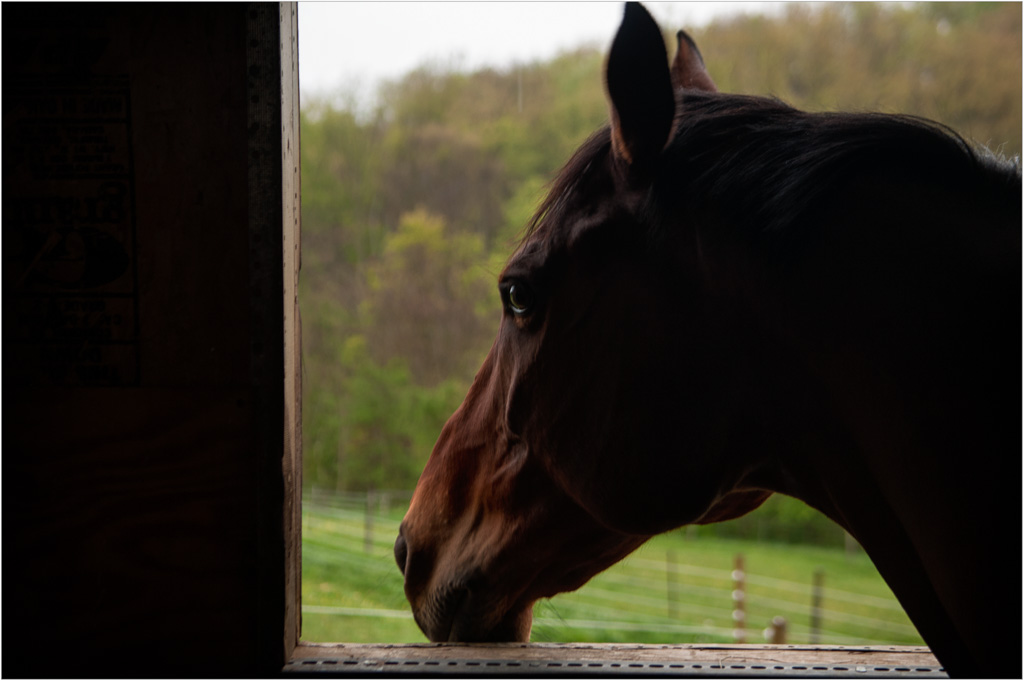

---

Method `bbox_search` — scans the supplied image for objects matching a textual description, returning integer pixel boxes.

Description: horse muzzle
[394,525,533,642]
[421,585,533,643]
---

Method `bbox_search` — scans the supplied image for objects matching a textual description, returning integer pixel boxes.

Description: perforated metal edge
[284,657,948,677]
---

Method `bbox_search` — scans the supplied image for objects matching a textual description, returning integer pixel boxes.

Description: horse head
[395,6,1021,676]
[395,3,772,643]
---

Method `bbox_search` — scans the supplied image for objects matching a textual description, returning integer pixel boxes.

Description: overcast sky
[298,2,784,101]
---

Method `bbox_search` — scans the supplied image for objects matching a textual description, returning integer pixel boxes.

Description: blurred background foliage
[300,2,1020,544]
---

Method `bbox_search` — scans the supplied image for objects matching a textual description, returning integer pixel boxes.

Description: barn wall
[3,3,299,675]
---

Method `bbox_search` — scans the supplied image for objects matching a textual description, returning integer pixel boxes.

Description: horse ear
[671,30,717,92]
[605,2,676,175]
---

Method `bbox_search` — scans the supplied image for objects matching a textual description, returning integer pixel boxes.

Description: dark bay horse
[394,4,1021,676]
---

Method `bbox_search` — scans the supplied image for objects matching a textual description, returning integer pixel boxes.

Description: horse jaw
[398,355,650,644]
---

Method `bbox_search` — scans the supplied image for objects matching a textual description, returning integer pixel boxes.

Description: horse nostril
[394,532,409,577]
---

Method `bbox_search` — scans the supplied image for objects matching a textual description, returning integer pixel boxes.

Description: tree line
[300,2,1021,499]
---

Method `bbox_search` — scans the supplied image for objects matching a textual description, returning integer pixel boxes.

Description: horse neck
[743,171,1020,677]
[771,169,1018,481]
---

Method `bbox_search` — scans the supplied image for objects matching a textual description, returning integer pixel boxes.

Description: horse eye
[507,283,535,316]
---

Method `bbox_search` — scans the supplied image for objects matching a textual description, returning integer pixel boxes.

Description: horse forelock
[522,127,614,246]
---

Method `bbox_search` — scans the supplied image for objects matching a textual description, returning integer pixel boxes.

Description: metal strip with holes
[285,656,947,677]
[286,644,947,677]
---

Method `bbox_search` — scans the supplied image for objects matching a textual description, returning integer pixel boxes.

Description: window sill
[287,642,945,676]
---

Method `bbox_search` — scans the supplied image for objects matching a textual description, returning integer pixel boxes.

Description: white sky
[298,2,785,102]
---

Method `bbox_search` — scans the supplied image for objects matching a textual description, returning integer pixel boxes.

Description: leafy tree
[305,209,499,491]
[300,99,388,267]
[379,125,508,247]
[362,208,498,386]
[695,3,1021,154]
[334,336,466,491]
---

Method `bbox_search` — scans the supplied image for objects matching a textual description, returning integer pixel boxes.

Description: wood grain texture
[280,0,304,664]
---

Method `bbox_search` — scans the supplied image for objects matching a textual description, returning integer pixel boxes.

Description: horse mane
[661,90,1021,237]
[525,90,1020,244]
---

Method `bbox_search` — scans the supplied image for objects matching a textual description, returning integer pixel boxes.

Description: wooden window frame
[277,5,941,675]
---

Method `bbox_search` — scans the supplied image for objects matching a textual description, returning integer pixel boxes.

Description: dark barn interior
[4,3,301,676]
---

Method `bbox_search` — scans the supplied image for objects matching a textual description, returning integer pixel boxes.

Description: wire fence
[301,489,922,646]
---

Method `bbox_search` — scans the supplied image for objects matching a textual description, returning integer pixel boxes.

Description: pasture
[301,491,923,646]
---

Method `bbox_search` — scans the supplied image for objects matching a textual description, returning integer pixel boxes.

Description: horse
[393,4,1021,676]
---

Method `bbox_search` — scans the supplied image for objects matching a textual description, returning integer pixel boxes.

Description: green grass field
[301,492,923,646]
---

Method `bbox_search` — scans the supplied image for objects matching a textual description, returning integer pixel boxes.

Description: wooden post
[279,2,302,659]
[666,550,679,618]
[364,490,375,554]
[767,616,787,644]
[810,567,825,644]
[732,554,746,644]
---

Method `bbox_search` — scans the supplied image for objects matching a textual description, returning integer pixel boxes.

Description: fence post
[765,616,787,644]
[667,550,679,618]
[732,553,746,644]
[810,567,824,644]
[364,490,375,554]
